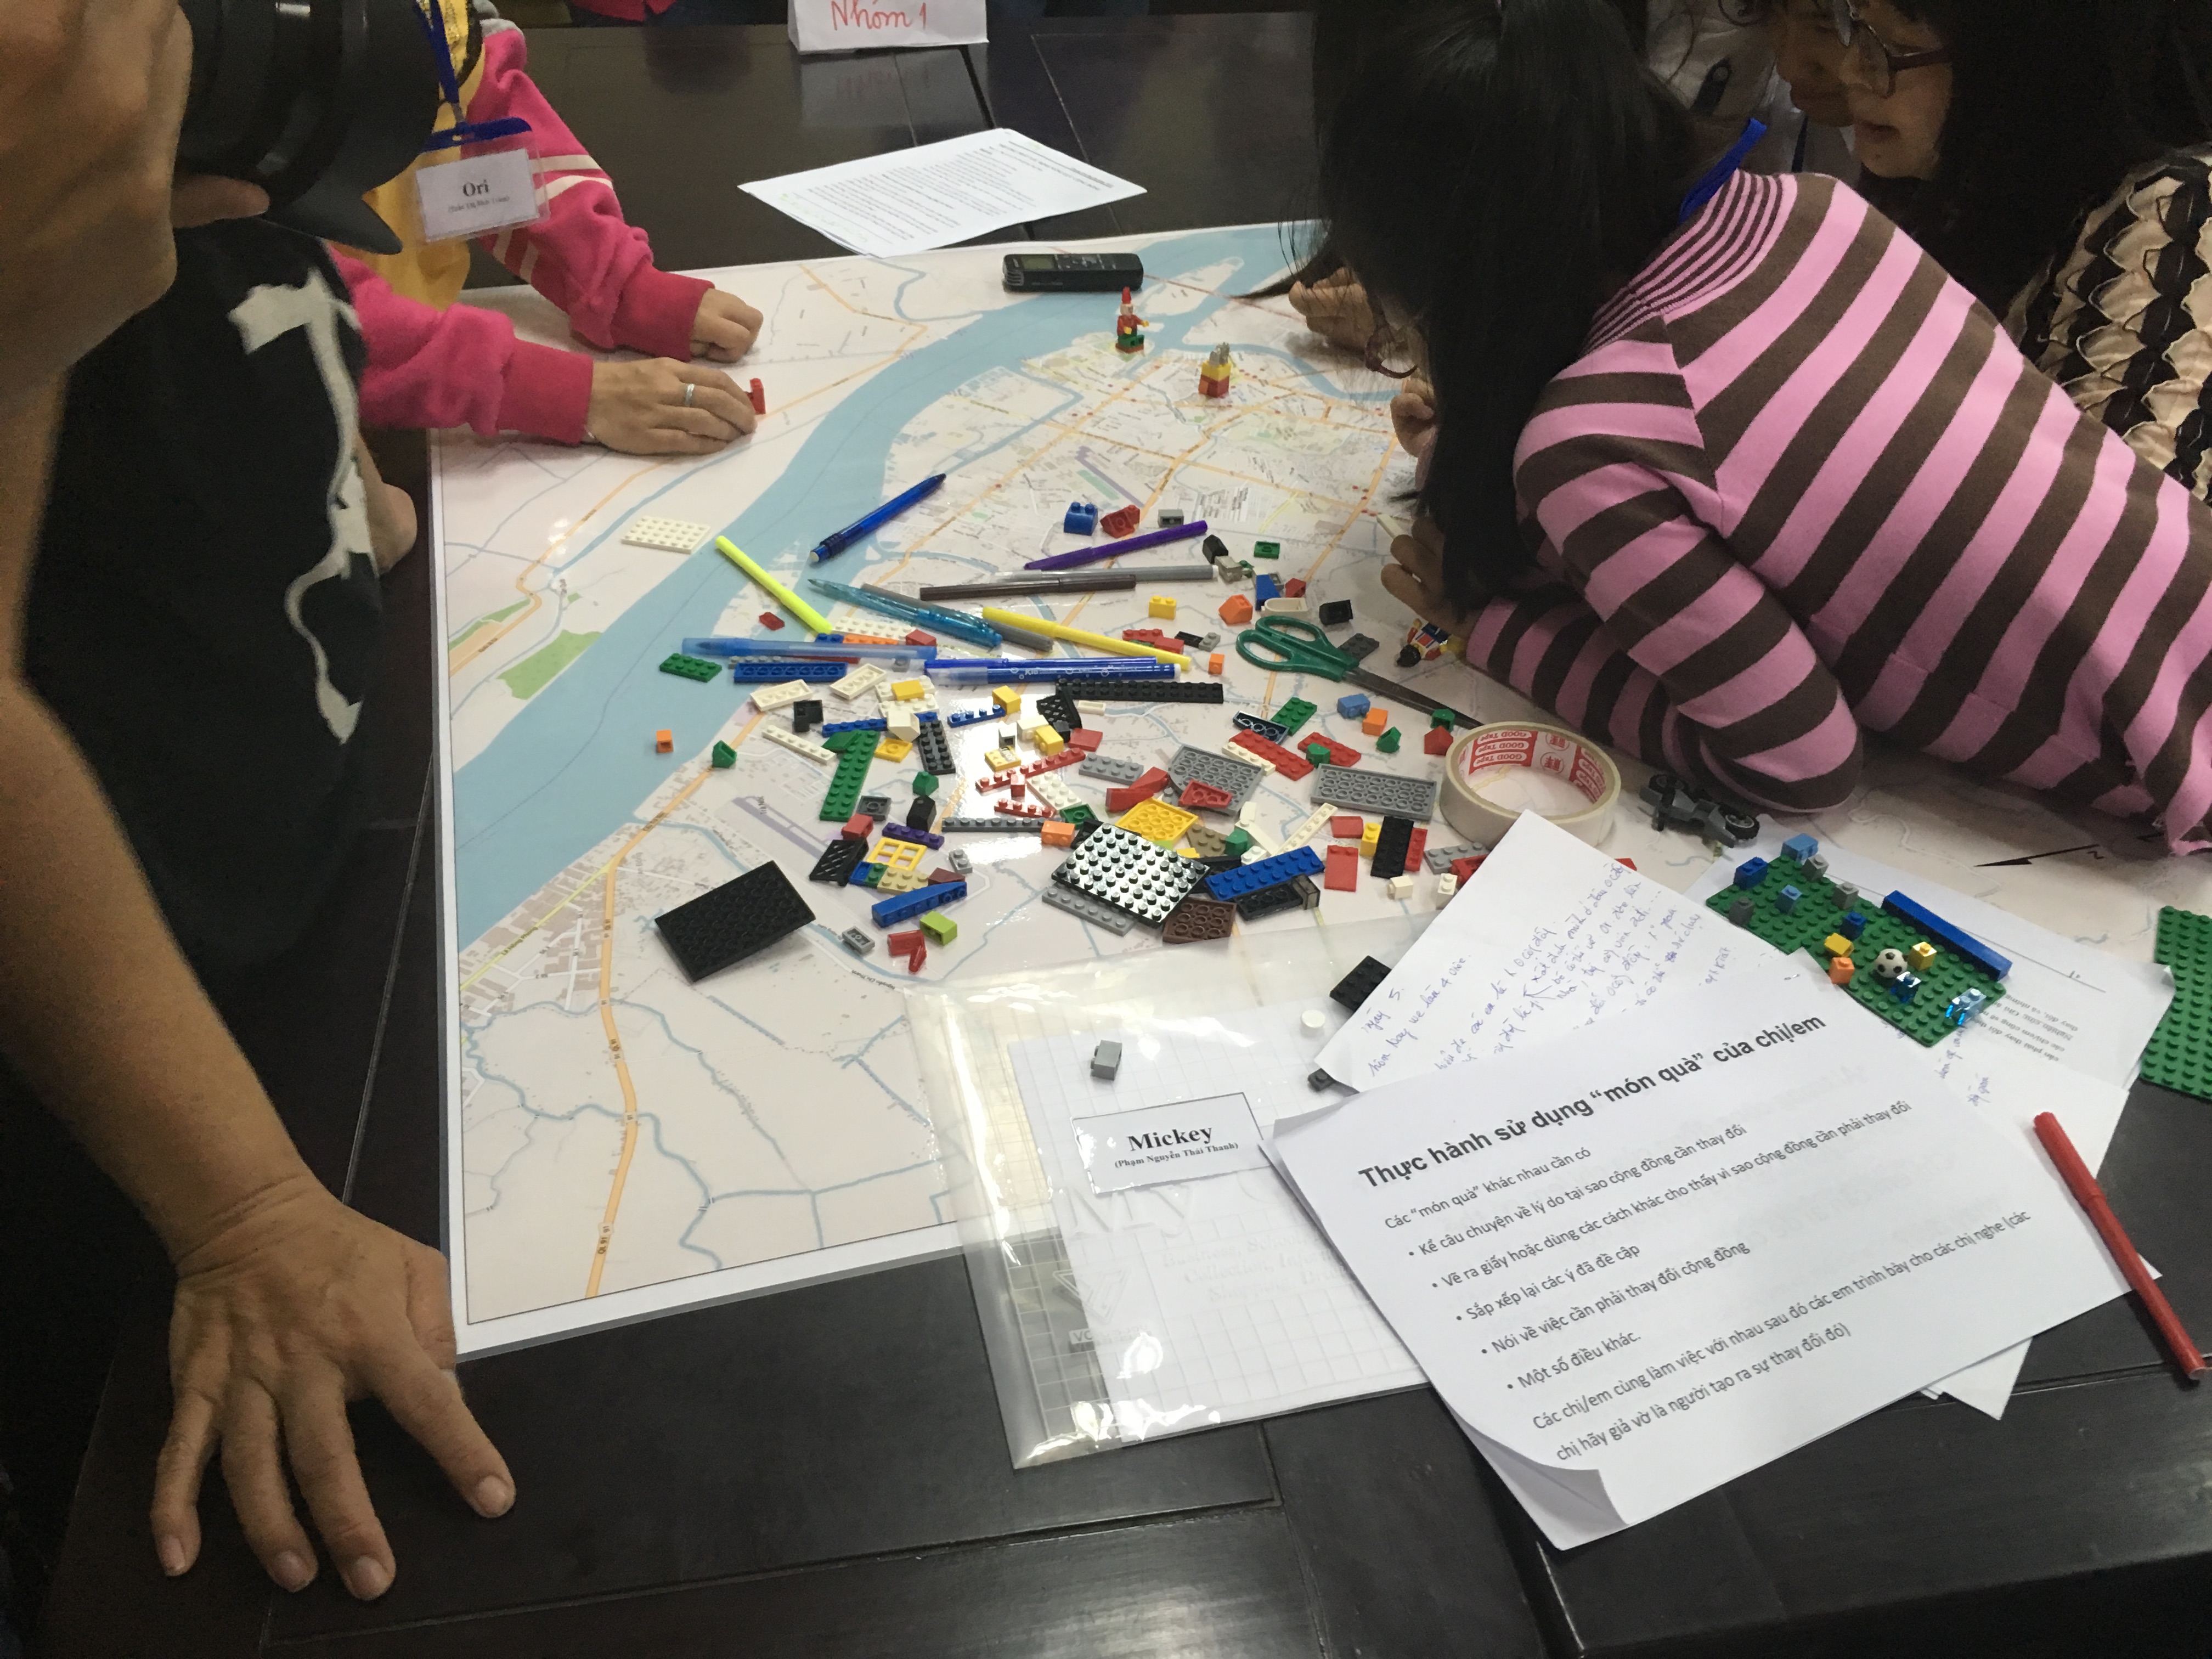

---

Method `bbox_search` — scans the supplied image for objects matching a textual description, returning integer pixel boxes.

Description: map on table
[431,224,1511,1355]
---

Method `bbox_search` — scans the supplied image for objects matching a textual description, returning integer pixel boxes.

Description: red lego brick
[1424,726,1453,755]
[1325,845,1359,891]
[1099,505,1142,538]
[749,377,767,415]
[1283,578,1307,597]
[1228,730,1315,780]
[996,799,1051,819]
[1120,628,1174,648]
[888,928,923,956]
[760,612,785,631]
[1302,732,1359,767]
[842,812,874,840]
[1451,855,1484,885]
[1068,727,1103,753]
[1330,814,1364,839]
[928,867,962,883]
[905,629,938,647]
[1617,858,1638,871]
[907,940,926,973]
[1106,768,1170,812]
[1008,782,1025,799]
[1179,780,1233,811]
[1407,827,1426,869]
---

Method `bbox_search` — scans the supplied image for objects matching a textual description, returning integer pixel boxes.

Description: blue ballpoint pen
[804,576,1005,650]
[811,473,947,561]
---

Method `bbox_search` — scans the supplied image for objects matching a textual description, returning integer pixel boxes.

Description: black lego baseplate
[656,863,816,980]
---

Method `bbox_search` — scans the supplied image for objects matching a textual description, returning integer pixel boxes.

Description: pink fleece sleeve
[466,28,713,360]
[332,250,594,442]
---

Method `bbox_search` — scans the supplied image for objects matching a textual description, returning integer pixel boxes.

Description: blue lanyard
[409,1,531,151]
[1679,117,1767,222]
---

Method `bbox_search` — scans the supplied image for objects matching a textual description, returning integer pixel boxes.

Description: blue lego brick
[849,861,885,888]
[1881,890,2012,981]
[1255,574,1280,605]
[1891,970,1922,1005]
[1781,833,1820,862]
[946,709,995,727]
[1945,989,1987,1026]
[872,882,967,928]
[729,661,847,681]
[820,718,890,735]
[1335,693,1371,719]
[1733,857,1770,890]
[1777,885,1803,913]
[1203,846,1325,901]
[1064,501,1099,534]
[1841,910,1866,940]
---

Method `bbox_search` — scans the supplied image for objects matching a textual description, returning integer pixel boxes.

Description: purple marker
[1023,518,1209,571]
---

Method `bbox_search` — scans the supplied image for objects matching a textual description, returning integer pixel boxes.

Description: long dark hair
[1318,0,1696,605]
[1862,0,2212,310]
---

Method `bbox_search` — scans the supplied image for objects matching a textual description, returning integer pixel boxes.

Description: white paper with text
[1276,969,2130,1545]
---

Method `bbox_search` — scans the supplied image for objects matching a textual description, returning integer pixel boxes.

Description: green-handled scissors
[1236,616,1358,679]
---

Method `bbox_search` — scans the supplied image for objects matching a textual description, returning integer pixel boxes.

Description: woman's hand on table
[690,289,764,363]
[587,358,755,454]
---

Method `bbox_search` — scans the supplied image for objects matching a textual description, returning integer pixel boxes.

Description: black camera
[176,0,445,255]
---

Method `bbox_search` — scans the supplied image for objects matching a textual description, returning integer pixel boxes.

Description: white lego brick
[750,679,813,713]
[1029,773,1080,812]
[622,516,710,553]
[1385,874,1414,900]
[1283,803,1338,848]
[1435,873,1459,902]
[828,663,887,702]
[760,725,834,764]
[1261,596,1310,616]
[885,709,921,740]
[1074,699,1106,715]
[1225,741,1274,775]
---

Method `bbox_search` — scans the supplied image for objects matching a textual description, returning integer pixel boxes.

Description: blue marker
[804,576,1003,650]
[811,473,947,561]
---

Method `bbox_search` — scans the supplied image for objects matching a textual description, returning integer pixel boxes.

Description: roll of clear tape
[1440,722,1621,847]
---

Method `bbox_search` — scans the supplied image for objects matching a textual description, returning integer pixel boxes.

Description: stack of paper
[1272,815,2146,1546]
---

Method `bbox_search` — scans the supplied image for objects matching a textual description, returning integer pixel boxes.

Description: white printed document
[739,129,1144,257]
[1274,968,2130,1547]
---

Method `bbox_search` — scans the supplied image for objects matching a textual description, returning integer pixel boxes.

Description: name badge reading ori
[415,144,542,242]
[1076,1093,1271,1195]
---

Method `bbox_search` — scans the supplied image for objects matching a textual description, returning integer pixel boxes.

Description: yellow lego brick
[1359,821,1381,857]
[879,839,926,872]
[1823,933,1854,959]
[875,735,914,761]
[1907,940,1937,973]
[991,685,1022,715]
[891,678,926,701]
[1118,798,1199,845]
[984,747,1020,773]
[1032,726,1065,756]
[1148,595,1176,619]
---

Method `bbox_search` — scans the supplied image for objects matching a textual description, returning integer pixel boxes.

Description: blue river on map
[453,224,1359,943]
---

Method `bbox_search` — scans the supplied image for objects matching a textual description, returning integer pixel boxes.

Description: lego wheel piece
[654,864,815,981]
[1051,824,1203,926]
[1330,956,1392,1012]
[1042,883,1138,935]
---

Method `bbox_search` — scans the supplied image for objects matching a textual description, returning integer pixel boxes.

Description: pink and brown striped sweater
[1468,171,2212,853]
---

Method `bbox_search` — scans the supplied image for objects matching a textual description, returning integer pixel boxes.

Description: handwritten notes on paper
[1315,814,1743,1090]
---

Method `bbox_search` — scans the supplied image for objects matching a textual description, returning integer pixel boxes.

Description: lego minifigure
[1113,287,1150,354]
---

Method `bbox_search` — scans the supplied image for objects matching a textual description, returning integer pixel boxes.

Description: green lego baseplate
[819,729,876,820]
[1703,857,2007,1046]
[2141,906,2212,1099]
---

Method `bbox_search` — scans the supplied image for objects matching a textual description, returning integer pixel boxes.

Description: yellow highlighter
[715,537,833,635]
[977,607,1188,667]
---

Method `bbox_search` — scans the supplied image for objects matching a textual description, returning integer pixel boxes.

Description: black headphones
[174,0,444,254]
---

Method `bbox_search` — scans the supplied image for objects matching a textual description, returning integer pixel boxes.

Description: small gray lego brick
[1166,745,1265,810]
[1092,1039,1124,1078]
[1307,764,1438,821]
[1339,634,1381,662]
[1834,880,1860,909]
[1080,753,1147,783]
[1052,823,1202,925]
[857,793,892,818]
[839,927,874,956]
[947,847,973,874]
[1158,511,1185,528]
[939,816,1042,833]
[1200,632,1220,650]
[1729,895,1756,927]
[1044,884,1137,935]
[1423,840,1487,872]
[1805,853,1830,879]
[1307,1068,1337,1091]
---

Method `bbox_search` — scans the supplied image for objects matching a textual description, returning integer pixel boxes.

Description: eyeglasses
[1363,323,1420,379]
[1829,1,1953,97]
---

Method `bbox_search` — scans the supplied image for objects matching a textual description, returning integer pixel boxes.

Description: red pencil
[2033,1111,2205,1381]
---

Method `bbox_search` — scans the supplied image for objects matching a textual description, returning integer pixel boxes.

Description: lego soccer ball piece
[1870,947,1909,982]
[1198,343,1234,399]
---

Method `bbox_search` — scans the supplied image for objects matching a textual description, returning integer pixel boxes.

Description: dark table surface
[46,16,2212,1658]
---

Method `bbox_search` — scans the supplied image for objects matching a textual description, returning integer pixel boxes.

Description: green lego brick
[710,741,737,769]
[1271,697,1317,737]
[819,730,876,820]
[1303,739,1332,765]
[1376,727,1402,754]
[913,772,939,795]
[1254,540,1281,559]
[919,911,957,946]
[1702,861,2006,1046]
[659,652,722,682]
[1430,708,1456,729]
[1059,804,1096,827]
[2142,906,2212,1099]
[1224,827,1254,856]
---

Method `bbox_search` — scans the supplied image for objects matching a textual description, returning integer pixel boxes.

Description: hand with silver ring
[584,358,752,455]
